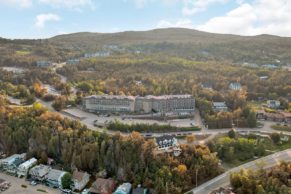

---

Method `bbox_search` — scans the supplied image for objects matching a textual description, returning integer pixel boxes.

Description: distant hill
[48,28,291,63]
[49,28,287,46]
[2,28,291,64]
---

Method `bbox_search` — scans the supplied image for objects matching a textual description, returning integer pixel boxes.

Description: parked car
[30,181,37,186]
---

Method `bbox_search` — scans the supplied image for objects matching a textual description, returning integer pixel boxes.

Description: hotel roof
[84,95,135,101]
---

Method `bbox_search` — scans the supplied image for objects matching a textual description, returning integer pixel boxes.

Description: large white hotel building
[82,94,195,114]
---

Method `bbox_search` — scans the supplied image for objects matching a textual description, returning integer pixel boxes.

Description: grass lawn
[15,50,31,55]
[218,133,291,169]
[247,101,263,111]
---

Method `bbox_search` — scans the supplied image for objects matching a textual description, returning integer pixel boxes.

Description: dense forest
[0,97,222,193]
[57,55,290,128]
[230,161,291,194]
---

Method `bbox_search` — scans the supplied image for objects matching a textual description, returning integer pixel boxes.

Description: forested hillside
[0,98,222,193]
[2,28,291,64]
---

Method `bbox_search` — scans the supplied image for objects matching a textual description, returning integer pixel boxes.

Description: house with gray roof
[114,183,132,194]
[0,153,26,175]
[29,164,52,182]
[72,170,90,191]
[213,102,228,112]
[46,169,67,188]
[229,82,242,90]
[17,157,37,177]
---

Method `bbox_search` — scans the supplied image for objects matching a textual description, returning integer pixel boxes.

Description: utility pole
[196,168,199,187]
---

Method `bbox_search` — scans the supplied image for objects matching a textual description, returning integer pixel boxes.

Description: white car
[30,181,37,186]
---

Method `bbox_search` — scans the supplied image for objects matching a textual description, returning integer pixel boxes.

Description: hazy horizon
[1,0,291,39]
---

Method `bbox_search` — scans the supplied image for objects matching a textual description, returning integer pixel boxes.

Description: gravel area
[0,173,61,194]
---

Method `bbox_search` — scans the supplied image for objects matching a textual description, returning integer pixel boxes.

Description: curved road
[187,149,291,194]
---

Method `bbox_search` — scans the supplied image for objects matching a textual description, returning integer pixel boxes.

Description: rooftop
[115,183,132,193]
[90,178,116,194]
[213,102,227,107]
[138,94,193,100]
[29,164,51,177]
[73,170,89,182]
[84,95,135,101]
[18,158,37,169]
[47,169,66,181]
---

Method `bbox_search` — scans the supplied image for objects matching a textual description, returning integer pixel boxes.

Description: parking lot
[0,173,60,194]
[62,107,203,134]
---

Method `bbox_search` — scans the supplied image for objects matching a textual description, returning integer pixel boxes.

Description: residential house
[29,164,51,182]
[229,82,242,90]
[256,110,266,120]
[66,59,80,65]
[46,169,67,188]
[201,83,213,90]
[114,183,132,194]
[17,157,37,177]
[281,112,291,124]
[72,170,90,191]
[132,187,149,194]
[213,102,228,112]
[267,100,281,109]
[262,64,278,69]
[84,52,110,58]
[264,112,285,122]
[155,135,179,150]
[210,187,235,194]
[0,153,26,174]
[89,178,116,194]
[37,61,52,68]
[259,76,268,80]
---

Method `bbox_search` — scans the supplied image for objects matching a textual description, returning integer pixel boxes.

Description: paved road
[187,149,291,194]
[0,173,60,194]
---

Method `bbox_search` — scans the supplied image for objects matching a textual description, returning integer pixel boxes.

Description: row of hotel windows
[87,99,132,106]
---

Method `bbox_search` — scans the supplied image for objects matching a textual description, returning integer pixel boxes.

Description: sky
[1,0,291,39]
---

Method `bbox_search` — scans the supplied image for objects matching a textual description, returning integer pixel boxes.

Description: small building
[66,59,80,65]
[267,100,280,109]
[262,64,278,69]
[72,170,90,191]
[201,83,213,90]
[229,82,241,90]
[281,136,289,142]
[213,102,228,112]
[29,164,52,182]
[114,183,132,194]
[89,178,116,194]
[0,153,26,174]
[84,51,110,58]
[17,157,37,177]
[155,135,179,150]
[264,112,285,122]
[46,169,67,188]
[132,187,149,194]
[210,187,235,194]
[173,146,182,157]
[256,110,266,120]
[281,112,291,124]
[37,61,52,68]
[259,76,268,80]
